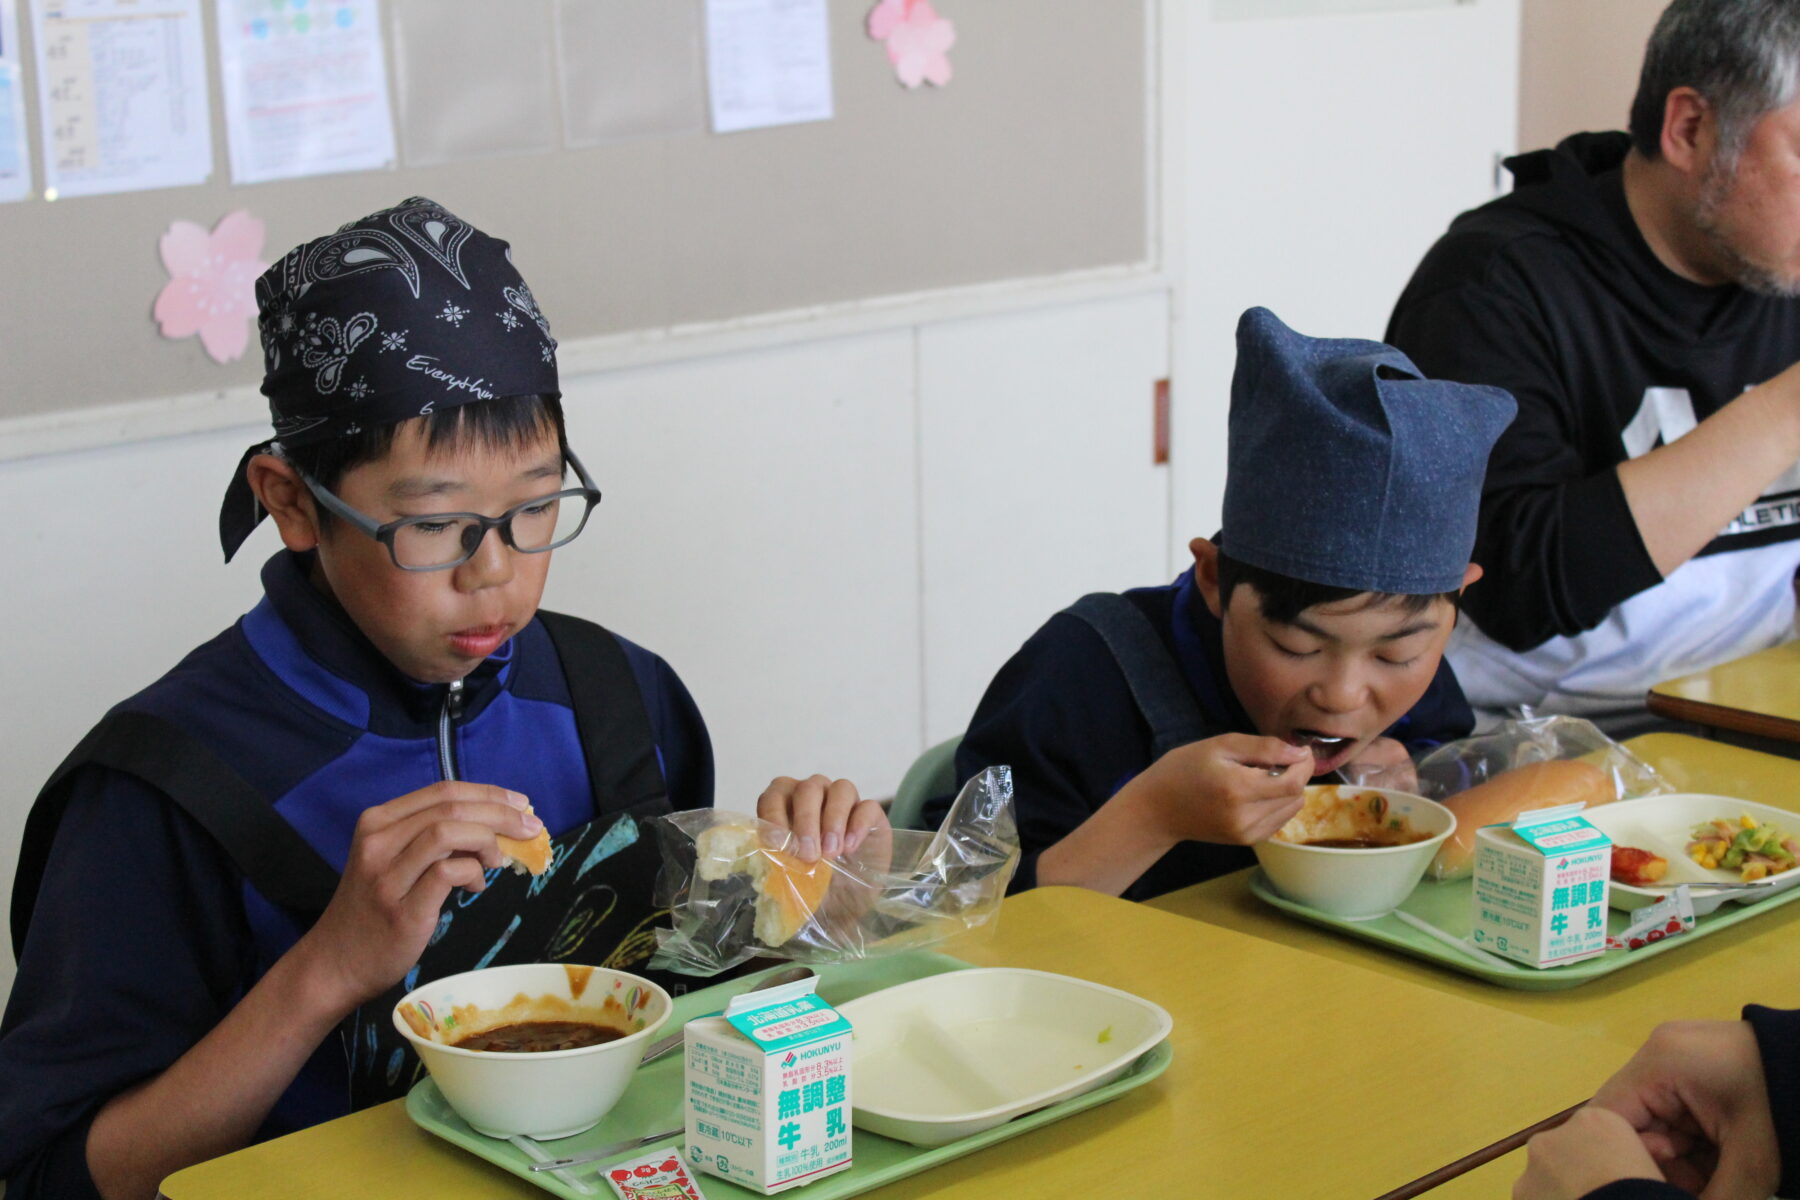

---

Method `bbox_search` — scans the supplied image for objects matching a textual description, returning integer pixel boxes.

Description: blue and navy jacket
[0,550,711,1199]
[940,570,1474,900]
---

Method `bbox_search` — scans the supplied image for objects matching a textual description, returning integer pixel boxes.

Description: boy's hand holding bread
[756,774,888,863]
[295,781,545,1013]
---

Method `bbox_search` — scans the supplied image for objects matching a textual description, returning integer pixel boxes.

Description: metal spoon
[526,1127,683,1174]
[637,965,817,1066]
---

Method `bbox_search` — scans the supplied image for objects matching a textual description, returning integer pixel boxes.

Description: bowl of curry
[392,962,672,1139]
[1254,785,1455,920]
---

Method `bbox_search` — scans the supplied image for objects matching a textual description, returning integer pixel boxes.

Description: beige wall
[1519,0,1665,150]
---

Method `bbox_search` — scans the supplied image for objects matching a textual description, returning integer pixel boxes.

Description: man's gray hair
[1629,0,1800,161]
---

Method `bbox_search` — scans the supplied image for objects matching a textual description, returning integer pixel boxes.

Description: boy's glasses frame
[286,446,602,572]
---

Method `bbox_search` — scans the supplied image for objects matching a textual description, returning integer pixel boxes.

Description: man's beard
[1694,155,1800,298]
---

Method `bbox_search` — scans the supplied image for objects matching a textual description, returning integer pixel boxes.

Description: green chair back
[888,736,962,830]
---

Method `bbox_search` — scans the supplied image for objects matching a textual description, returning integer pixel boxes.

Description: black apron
[13,610,684,1112]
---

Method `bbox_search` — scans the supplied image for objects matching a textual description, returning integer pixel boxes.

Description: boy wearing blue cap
[941,308,1516,900]
[0,199,883,1200]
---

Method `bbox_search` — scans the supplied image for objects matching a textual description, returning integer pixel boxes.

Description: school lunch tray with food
[405,951,1173,1199]
[1249,789,1800,989]
[1249,804,1800,992]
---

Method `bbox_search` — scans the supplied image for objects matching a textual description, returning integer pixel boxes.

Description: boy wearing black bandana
[937,308,1516,900]
[0,199,885,1200]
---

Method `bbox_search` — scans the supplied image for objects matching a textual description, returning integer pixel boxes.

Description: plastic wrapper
[649,766,1019,977]
[1396,714,1674,882]
[1411,713,1673,801]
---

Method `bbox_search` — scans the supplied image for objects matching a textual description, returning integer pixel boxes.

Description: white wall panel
[1170,0,1520,555]
[918,292,1173,747]
[543,331,922,815]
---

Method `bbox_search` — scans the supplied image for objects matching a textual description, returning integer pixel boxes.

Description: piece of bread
[497,814,552,876]
[1427,760,1616,881]
[696,822,834,946]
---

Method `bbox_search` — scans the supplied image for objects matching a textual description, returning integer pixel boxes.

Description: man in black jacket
[1388,0,1800,726]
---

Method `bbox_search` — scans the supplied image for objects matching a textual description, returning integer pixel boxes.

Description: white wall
[1520,0,1662,150]
[1169,0,1521,552]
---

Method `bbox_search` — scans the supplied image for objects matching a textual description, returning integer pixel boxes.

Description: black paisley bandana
[219,197,561,561]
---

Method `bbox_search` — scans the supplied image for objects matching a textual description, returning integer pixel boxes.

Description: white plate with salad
[1582,794,1800,916]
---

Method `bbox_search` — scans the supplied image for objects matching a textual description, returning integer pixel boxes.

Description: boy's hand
[296,781,542,1013]
[758,774,888,863]
[1513,1107,1664,1200]
[1142,734,1312,845]
[1339,736,1418,793]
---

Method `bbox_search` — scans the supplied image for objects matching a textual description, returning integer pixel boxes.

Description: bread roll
[1427,760,1616,881]
[696,822,834,946]
[497,808,552,875]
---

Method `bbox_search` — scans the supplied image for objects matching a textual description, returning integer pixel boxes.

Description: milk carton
[684,977,853,1193]
[1471,803,1612,968]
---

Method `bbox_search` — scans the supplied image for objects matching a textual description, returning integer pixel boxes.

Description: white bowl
[392,963,671,1139]
[834,967,1171,1146]
[1254,785,1456,920]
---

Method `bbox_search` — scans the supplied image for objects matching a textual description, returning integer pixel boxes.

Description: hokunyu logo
[782,1052,797,1067]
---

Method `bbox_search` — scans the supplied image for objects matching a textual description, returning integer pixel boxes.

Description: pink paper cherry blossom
[867,0,954,89]
[866,0,908,40]
[153,210,268,364]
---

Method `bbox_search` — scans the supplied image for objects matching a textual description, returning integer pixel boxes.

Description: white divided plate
[834,968,1172,1147]
[1584,793,1800,916]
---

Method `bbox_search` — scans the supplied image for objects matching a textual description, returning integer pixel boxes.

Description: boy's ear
[1189,537,1226,619]
[246,453,322,553]
[1459,563,1484,592]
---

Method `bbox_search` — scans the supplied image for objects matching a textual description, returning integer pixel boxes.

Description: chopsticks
[1369,1100,1586,1200]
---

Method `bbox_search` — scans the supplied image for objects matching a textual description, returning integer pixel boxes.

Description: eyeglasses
[290,447,602,572]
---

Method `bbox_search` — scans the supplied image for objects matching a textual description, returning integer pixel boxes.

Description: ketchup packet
[602,1148,710,1200]
[1605,886,1698,951]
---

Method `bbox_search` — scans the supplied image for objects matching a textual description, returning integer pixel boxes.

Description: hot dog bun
[695,822,834,946]
[1427,760,1616,881]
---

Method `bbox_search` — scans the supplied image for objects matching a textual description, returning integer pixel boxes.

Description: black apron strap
[1062,593,1210,758]
[535,610,669,814]
[12,710,339,957]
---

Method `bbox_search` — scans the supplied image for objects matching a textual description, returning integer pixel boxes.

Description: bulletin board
[0,0,1149,425]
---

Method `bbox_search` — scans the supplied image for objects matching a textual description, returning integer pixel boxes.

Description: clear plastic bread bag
[648,766,1020,976]
[1391,713,1676,882]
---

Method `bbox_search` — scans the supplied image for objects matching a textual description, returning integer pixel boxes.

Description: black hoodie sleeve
[1577,1183,1694,1200]
[1745,1004,1800,1198]
[1387,244,1664,651]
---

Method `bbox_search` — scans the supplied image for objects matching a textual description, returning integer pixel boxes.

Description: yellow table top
[1149,733,1800,1051]
[160,887,1627,1200]
[1647,639,1800,740]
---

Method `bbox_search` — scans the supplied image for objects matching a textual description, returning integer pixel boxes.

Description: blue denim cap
[1222,307,1516,596]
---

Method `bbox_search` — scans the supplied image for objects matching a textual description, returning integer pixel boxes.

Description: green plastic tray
[1250,867,1800,990]
[405,951,1173,1198]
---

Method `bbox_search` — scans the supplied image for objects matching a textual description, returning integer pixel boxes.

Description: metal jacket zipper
[437,678,464,781]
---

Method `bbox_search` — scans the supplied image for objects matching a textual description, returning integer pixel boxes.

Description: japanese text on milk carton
[684,977,852,1193]
[1471,803,1611,968]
